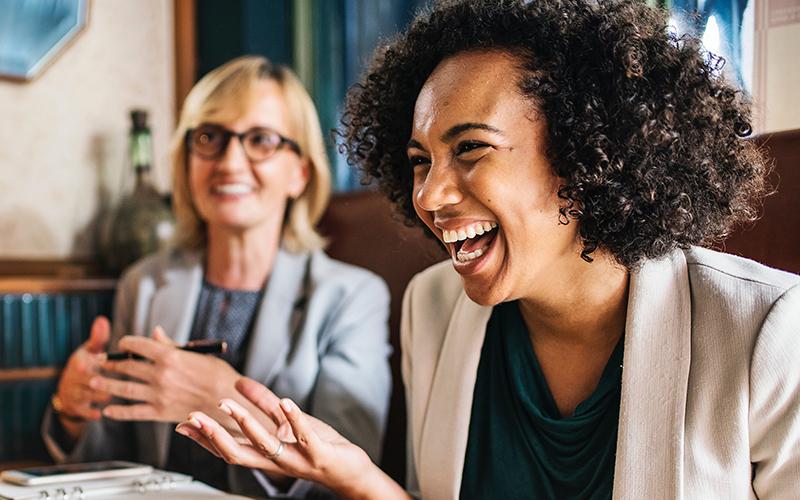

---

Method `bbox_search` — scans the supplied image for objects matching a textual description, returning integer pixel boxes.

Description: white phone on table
[0,460,152,486]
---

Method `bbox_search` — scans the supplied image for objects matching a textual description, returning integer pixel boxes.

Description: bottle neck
[130,129,153,183]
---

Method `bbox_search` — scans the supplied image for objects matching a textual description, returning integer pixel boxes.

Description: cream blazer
[401,247,800,499]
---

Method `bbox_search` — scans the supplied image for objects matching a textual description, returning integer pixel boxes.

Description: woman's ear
[287,159,311,199]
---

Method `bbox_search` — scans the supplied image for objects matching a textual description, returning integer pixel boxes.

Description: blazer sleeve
[41,269,139,463]
[308,272,392,463]
[749,283,800,499]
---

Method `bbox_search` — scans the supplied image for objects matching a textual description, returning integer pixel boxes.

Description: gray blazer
[43,247,392,497]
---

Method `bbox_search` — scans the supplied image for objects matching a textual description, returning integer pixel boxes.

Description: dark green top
[460,301,624,500]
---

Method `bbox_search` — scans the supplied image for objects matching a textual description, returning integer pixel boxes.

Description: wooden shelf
[0,277,116,294]
[0,367,61,383]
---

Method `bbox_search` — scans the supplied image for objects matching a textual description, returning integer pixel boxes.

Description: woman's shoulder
[307,249,389,298]
[684,246,800,297]
[682,247,800,338]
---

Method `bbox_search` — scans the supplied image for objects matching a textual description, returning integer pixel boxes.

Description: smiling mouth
[212,183,254,195]
[442,221,499,263]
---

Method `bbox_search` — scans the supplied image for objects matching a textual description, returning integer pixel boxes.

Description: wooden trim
[0,278,115,294]
[0,258,105,278]
[0,367,60,383]
[174,0,197,117]
[753,0,768,134]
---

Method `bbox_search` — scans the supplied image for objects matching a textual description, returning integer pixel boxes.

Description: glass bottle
[104,110,174,274]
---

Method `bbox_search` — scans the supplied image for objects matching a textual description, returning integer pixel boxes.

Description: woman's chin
[206,216,266,235]
[461,278,508,307]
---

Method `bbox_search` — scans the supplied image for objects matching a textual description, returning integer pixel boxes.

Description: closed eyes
[455,141,493,163]
[456,141,490,156]
[407,140,494,169]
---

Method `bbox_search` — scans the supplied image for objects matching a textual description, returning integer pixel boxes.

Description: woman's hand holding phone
[93,327,242,424]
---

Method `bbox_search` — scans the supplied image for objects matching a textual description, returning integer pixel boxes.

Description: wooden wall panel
[722,129,800,274]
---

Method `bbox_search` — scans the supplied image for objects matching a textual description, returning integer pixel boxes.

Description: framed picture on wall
[0,0,89,81]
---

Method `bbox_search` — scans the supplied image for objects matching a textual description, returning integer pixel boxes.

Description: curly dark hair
[339,0,769,268]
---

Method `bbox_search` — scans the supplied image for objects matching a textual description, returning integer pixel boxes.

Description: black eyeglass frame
[184,124,302,162]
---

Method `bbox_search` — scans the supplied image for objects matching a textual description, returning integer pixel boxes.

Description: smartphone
[0,461,153,486]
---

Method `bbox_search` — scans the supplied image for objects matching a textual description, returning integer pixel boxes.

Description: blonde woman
[43,56,391,497]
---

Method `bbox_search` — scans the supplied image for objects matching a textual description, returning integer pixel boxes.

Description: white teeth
[214,183,253,195]
[456,247,485,262]
[442,222,498,243]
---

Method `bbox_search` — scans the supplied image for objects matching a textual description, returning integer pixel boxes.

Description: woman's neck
[518,250,629,350]
[204,224,281,291]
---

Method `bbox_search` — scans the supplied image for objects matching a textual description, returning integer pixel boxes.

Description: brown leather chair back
[319,190,446,483]
[723,129,800,274]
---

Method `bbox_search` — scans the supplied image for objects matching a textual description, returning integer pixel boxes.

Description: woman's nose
[415,161,463,213]
[217,136,250,172]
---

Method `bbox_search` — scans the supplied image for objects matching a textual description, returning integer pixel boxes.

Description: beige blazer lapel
[141,250,203,468]
[243,249,310,385]
[613,250,691,499]
[418,293,492,500]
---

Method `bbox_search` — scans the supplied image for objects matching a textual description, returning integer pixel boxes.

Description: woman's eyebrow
[442,123,503,141]
[407,138,425,151]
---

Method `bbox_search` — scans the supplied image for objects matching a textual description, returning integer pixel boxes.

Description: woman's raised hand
[176,377,409,500]
[54,317,113,438]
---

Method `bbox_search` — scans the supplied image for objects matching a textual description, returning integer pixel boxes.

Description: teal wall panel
[0,290,114,461]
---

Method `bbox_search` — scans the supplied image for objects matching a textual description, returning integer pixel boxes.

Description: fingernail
[188,416,201,429]
[175,425,189,436]
[218,402,232,415]
[280,399,293,413]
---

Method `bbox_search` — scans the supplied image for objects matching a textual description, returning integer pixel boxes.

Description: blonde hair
[170,55,331,253]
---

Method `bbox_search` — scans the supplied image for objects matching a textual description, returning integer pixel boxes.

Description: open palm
[176,377,374,494]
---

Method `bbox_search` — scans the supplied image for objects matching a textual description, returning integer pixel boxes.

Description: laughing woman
[43,56,391,498]
[177,1,799,498]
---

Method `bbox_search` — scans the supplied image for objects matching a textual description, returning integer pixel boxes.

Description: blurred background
[0,0,427,262]
[0,0,798,483]
[0,0,797,262]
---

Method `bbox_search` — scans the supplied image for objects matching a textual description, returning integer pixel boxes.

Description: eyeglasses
[185,124,302,162]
